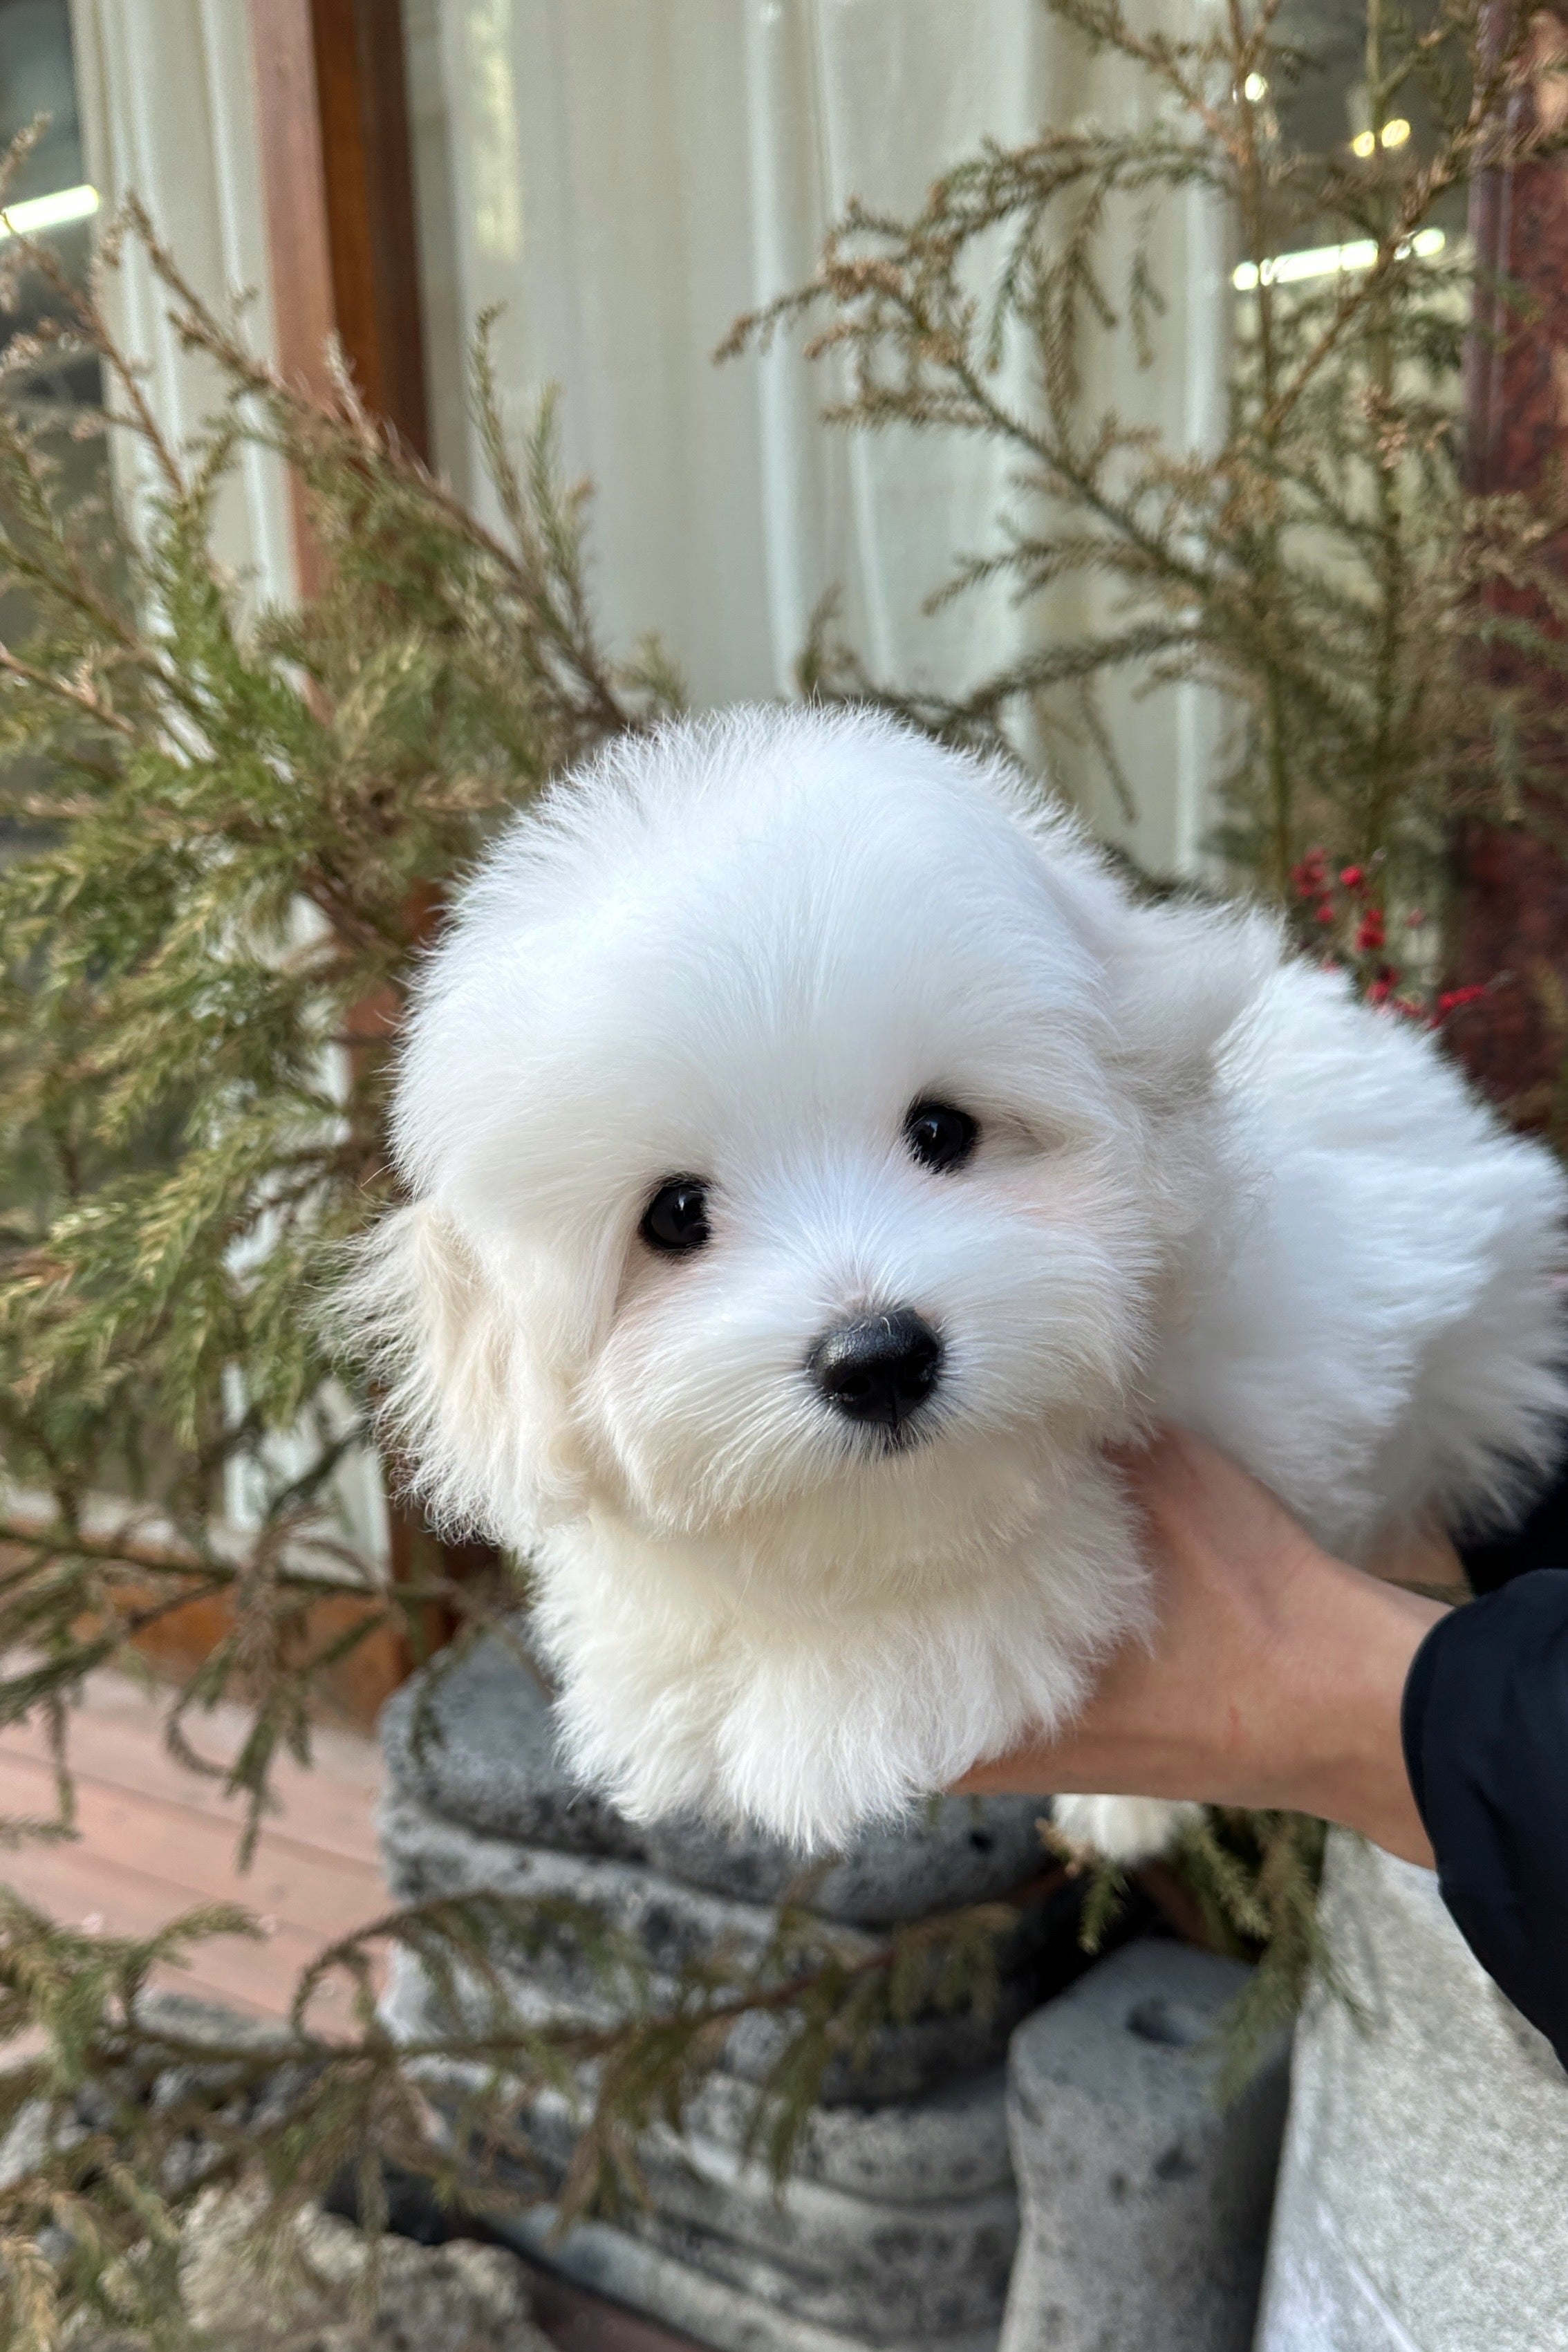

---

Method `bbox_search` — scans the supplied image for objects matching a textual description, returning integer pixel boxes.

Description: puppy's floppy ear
[1101,889,1280,1093]
[335,1200,584,1545]
[1039,837,1280,1093]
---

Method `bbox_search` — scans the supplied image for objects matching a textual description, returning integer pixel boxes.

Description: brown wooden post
[247,0,489,1670]
[247,0,430,588]
[1448,4,1568,1125]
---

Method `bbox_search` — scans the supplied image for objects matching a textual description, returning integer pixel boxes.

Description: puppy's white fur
[348,706,1568,1858]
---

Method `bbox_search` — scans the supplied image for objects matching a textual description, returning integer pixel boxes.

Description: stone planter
[1255,1831,1568,2352]
[377,1634,1090,2352]
[998,1941,1291,2352]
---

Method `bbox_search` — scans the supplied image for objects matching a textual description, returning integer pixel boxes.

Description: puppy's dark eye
[904,1099,979,1174]
[640,1177,711,1254]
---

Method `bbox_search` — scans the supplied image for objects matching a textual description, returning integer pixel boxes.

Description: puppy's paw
[1049,1793,1202,1865]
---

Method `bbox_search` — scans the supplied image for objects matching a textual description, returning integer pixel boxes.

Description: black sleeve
[1457,1448,1568,1592]
[1401,1571,1568,2070]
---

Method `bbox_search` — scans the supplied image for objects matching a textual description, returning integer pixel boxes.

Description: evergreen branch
[0,642,136,736]
[123,212,646,746]
[0,1873,1043,2334]
[0,1511,455,1611]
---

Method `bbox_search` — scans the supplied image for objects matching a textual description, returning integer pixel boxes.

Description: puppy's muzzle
[808,1308,943,1434]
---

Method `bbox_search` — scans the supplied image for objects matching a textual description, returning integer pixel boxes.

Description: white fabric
[68,0,296,601]
[411,0,1224,870]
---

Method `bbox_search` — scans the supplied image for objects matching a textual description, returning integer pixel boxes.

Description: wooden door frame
[245,1,485,1700]
[246,0,431,593]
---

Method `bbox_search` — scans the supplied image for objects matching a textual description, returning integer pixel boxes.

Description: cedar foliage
[0,2,1563,2337]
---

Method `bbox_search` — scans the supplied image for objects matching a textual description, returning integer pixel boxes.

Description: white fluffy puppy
[354,704,1568,1859]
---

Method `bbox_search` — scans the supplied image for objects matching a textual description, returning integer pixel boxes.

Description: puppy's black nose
[809,1309,943,1428]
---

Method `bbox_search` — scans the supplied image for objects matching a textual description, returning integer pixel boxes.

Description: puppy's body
[360,707,1567,1856]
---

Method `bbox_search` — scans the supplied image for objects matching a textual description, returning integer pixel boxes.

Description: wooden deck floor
[0,1668,696,2352]
[0,1667,385,2022]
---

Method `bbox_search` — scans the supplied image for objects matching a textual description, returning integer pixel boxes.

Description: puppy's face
[380,711,1264,1599]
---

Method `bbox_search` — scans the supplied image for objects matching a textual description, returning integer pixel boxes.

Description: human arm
[1401,1571,1568,2064]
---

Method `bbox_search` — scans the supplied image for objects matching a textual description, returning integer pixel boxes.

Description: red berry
[1291,849,1329,901]
[1437,984,1486,1018]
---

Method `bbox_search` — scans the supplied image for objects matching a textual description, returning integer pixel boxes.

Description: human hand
[955,1428,1447,1866]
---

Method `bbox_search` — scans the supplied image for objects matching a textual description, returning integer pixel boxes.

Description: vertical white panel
[742,0,825,690]
[404,0,472,501]
[1174,176,1231,878]
[68,0,296,602]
